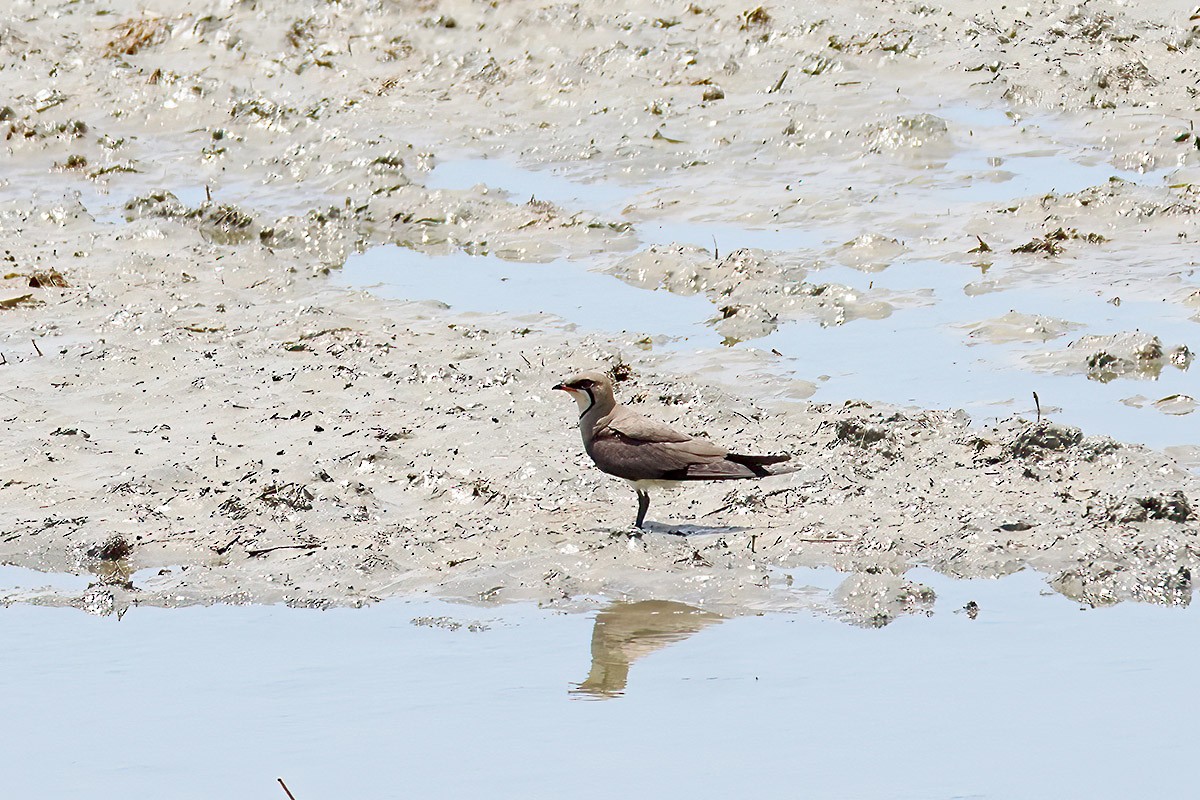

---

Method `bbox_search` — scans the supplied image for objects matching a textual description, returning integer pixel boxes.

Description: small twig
[768,69,789,94]
[711,235,719,260]
[1033,391,1042,424]
[968,234,991,253]
[793,537,856,543]
[247,543,320,557]
[277,778,297,800]
[205,184,213,203]
[31,339,43,357]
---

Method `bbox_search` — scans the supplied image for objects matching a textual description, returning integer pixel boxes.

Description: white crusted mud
[1,0,1198,624]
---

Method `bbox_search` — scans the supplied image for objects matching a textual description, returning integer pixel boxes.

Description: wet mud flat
[0,0,1198,629]
[2,207,1196,623]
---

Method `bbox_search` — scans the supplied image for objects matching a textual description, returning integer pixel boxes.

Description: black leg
[635,490,650,528]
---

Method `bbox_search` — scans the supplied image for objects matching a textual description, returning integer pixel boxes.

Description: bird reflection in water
[571,600,724,699]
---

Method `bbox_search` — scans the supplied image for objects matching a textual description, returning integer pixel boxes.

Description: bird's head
[553,370,616,415]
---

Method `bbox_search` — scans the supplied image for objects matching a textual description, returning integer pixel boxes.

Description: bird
[572,600,724,698]
[553,369,796,529]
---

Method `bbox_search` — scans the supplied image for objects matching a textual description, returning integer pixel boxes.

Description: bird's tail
[726,452,798,477]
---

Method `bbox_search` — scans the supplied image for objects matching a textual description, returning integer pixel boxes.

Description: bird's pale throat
[577,387,596,419]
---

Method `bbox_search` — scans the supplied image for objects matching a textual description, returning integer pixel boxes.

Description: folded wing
[589,410,791,481]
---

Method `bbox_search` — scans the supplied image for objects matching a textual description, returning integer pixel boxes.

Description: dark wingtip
[728,453,791,466]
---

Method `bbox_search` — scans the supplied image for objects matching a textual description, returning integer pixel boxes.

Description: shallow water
[762,260,1198,450]
[2,568,1195,799]
[0,564,91,593]
[338,245,722,345]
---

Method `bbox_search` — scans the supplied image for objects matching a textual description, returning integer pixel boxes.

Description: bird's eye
[578,379,593,388]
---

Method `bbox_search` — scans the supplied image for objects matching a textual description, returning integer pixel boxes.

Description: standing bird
[553,370,795,529]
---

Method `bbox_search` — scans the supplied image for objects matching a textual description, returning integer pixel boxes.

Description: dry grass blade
[0,294,38,309]
[105,16,170,57]
[740,5,771,28]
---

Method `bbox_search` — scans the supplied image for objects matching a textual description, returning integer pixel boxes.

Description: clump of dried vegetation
[104,16,171,57]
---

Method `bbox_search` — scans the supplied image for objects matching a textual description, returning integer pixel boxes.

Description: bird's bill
[552,383,577,392]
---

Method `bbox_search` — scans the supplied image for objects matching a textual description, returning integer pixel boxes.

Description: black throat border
[579,387,596,419]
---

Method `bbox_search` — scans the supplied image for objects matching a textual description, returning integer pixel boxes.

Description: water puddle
[2,569,1195,798]
[335,245,720,345]
[426,155,635,217]
[905,104,1162,206]
[918,152,1150,206]
[427,155,833,252]
[762,260,1198,450]
[0,564,91,594]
